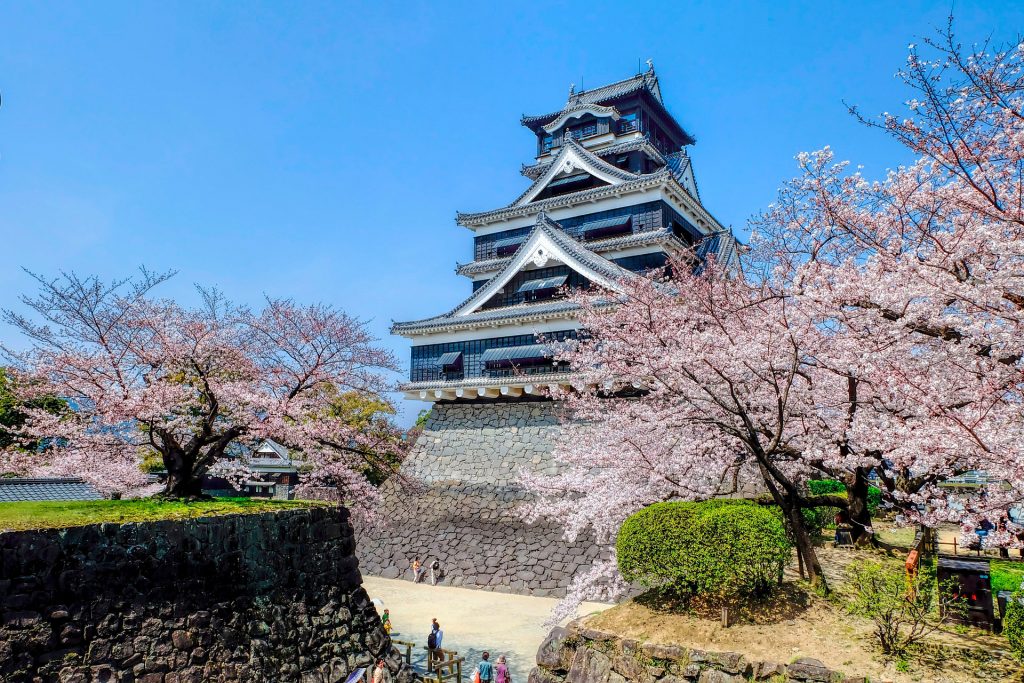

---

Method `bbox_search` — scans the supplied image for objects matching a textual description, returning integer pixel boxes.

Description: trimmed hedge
[617,499,790,599]
[1006,588,1024,662]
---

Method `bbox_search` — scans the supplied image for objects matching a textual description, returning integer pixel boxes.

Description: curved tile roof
[521,67,663,127]
[455,228,685,277]
[394,213,640,335]
[509,137,640,207]
[521,137,668,180]
[457,169,673,227]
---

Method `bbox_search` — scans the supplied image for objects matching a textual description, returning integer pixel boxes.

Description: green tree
[0,367,67,454]
[326,390,405,487]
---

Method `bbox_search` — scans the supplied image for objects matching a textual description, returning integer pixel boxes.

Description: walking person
[495,655,511,683]
[410,557,423,583]
[476,652,494,683]
[430,558,441,585]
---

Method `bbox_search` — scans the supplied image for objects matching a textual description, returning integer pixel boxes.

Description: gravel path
[362,576,609,683]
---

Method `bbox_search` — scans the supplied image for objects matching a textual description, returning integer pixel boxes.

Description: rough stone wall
[0,507,414,683]
[357,401,603,597]
[530,621,868,683]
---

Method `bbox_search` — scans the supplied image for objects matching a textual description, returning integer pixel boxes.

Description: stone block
[786,658,834,682]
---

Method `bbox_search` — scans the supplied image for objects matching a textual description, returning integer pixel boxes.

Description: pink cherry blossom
[1,269,403,518]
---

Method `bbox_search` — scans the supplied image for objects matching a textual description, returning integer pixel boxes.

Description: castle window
[582,216,632,241]
[516,274,567,294]
[493,235,526,256]
[619,111,638,133]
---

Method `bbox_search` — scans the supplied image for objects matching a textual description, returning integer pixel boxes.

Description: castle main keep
[357,66,737,596]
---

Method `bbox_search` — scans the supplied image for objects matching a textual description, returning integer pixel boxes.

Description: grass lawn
[0,497,321,531]
[991,560,1024,594]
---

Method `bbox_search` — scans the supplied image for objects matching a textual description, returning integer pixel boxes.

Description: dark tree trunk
[846,466,874,546]
[786,502,828,593]
[758,463,828,593]
[160,450,206,499]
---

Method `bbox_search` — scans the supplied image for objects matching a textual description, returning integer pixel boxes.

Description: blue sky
[1,1,1022,425]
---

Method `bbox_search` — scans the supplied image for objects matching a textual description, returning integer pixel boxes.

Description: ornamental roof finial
[646,58,654,72]
[568,82,576,100]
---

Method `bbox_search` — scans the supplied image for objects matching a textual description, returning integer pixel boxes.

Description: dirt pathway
[362,576,609,683]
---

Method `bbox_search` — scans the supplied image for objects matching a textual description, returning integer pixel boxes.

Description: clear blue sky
[2,1,1022,425]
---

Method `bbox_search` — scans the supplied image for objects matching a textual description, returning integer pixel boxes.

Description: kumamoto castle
[357,65,740,595]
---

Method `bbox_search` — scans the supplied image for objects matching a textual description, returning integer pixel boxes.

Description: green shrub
[846,558,965,658]
[1005,588,1024,662]
[617,499,790,599]
[802,479,882,535]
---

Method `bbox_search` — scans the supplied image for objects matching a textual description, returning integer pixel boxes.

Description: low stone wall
[357,401,604,597]
[0,506,414,683]
[530,621,867,683]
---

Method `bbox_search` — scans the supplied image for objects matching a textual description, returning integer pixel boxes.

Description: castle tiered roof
[520,66,694,146]
[521,137,667,179]
[395,66,742,400]
[393,213,640,336]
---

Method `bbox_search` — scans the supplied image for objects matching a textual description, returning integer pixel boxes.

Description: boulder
[566,647,613,683]
[536,627,571,671]
[786,657,834,682]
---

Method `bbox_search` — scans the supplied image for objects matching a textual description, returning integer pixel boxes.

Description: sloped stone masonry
[531,621,868,683]
[357,401,604,597]
[0,507,414,683]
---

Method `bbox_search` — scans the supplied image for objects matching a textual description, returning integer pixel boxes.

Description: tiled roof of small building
[0,477,103,503]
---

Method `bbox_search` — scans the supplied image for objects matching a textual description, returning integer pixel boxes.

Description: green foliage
[0,498,318,531]
[617,499,790,600]
[326,390,403,487]
[800,479,882,536]
[1004,588,1024,662]
[139,450,166,473]
[991,561,1024,594]
[0,367,68,453]
[414,408,432,428]
[845,559,965,658]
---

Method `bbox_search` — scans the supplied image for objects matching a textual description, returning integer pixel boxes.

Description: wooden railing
[425,648,464,683]
[388,641,464,683]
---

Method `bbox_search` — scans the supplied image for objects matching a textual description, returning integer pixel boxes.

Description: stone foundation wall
[530,621,867,683]
[0,506,414,683]
[357,401,603,597]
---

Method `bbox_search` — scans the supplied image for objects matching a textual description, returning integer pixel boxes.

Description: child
[381,608,392,635]
[477,652,494,683]
[495,655,510,683]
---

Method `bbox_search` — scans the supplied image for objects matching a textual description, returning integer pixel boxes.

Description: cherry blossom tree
[521,261,841,595]
[754,22,1024,536]
[524,23,1024,617]
[1,269,404,512]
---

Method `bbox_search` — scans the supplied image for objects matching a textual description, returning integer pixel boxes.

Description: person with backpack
[427,621,443,669]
